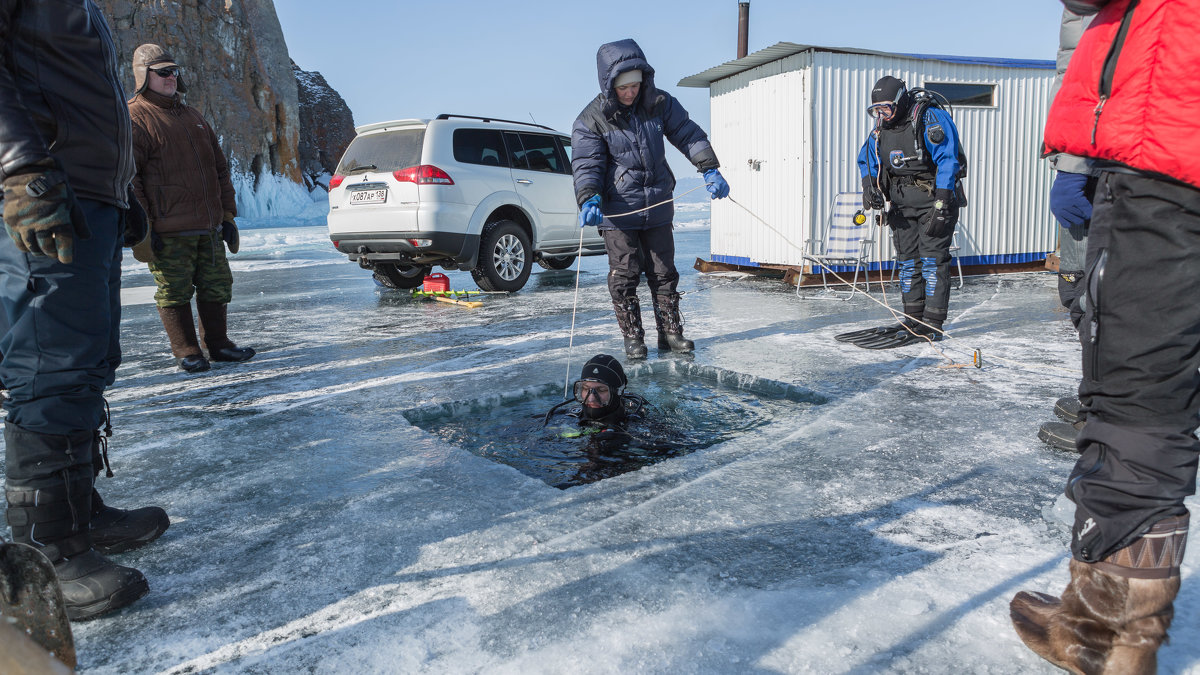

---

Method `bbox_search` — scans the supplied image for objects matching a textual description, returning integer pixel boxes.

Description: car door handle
[516,179,533,184]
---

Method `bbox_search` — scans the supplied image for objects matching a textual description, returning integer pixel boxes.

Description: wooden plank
[433,296,483,309]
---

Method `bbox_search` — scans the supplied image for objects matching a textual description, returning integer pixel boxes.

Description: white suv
[326,114,607,292]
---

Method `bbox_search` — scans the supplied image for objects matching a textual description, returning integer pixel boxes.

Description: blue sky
[277,0,1064,176]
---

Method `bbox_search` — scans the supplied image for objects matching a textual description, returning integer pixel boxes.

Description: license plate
[349,188,387,205]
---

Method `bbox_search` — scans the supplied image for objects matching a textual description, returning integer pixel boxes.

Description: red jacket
[1043,0,1200,189]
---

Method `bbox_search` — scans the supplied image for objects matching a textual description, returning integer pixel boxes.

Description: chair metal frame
[800,192,877,300]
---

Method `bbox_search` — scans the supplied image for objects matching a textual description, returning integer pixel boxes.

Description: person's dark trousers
[0,200,149,619]
[886,183,956,325]
[0,199,122,432]
[1057,221,1089,330]
[1069,171,1200,563]
[601,223,679,304]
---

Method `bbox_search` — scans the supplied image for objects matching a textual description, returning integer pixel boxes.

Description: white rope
[564,225,586,399]
[726,196,1081,375]
[556,188,1074,378]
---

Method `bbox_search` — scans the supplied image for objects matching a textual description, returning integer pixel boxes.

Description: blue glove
[704,169,730,200]
[1050,172,1093,228]
[579,194,603,227]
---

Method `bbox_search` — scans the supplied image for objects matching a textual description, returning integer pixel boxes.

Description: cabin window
[922,82,995,107]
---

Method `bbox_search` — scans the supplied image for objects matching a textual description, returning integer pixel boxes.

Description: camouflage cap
[132,44,188,95]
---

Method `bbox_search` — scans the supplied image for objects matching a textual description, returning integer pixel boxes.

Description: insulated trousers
[601,223,678,304]
[0,199,122,434]
[886,182,956,323]
[1069,171,1200,562]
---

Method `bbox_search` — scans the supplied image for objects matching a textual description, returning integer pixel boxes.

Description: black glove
[923,188,958,237]
[220,213,239,254]
[2,159,90,264]
[861,175,885,211]
[151,230,164,253]
[123,187,149,248]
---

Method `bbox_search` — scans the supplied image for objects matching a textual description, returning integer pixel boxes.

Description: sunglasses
[150,67,180,78]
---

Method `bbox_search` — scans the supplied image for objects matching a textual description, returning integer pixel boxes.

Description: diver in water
[544,354,647,433]
[542,354,697,488]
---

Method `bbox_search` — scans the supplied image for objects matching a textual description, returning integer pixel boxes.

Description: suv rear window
[505,132,569,174]
[336,128,425,173]
[453,128,508,168]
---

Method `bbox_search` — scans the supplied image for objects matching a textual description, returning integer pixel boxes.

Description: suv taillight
[329,175,345,188]
[393,165,454,185]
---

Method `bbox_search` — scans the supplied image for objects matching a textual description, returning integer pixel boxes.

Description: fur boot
[1010,513,1188,674]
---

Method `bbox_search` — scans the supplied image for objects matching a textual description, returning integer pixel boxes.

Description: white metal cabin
[678,42,1058,275]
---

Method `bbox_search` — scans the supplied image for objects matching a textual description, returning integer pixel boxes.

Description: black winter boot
[613,296,647,360]
[90,489,169,555]
[914,317,944,341]
[4,425,149,621]
[158,304,210,372]
[1055,396,1084,424]
[1038,420,1084,452]
[197,301,255,362]
[653,293,694,353]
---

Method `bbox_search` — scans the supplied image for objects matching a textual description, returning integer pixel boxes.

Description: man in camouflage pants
[128,44,254,372]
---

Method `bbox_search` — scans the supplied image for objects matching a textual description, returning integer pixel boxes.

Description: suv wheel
[471,220,531,292]
[373,262,430,289]
[536,254,576,270]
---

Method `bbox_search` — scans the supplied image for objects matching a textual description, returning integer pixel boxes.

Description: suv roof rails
[435,114,554,132]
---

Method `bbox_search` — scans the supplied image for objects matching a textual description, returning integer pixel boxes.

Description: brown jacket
[128,90,235,234]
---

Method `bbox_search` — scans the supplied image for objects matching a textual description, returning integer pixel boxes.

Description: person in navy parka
[572,39,729,360]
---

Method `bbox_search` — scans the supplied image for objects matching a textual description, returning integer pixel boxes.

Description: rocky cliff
[97,0,353,213]
[294,62,356,181]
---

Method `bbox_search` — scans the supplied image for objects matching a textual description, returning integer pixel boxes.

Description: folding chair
[800,192,875,299]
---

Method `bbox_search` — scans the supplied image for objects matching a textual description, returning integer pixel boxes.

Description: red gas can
[422,273,450,293]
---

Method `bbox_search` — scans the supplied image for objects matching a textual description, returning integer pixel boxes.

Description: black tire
[536,254,577,270]
[372,262,429,289]
[471,220,531,292]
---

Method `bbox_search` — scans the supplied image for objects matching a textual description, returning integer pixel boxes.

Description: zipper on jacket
[1087,246,1108,378]
[1091,0,1140,145]
[182,112,217,229]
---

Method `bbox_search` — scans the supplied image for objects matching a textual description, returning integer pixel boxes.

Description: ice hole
[404,360,827,489]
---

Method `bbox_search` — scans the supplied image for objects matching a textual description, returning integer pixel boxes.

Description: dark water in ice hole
[404,362,827,489]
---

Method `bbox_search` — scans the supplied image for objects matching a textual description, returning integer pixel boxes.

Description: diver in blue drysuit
[856,76,965,346]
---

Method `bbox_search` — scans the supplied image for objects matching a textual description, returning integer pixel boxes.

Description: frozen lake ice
[7,213,1197,673]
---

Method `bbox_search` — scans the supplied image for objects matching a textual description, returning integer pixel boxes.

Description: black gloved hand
[123,187,149,248]
[861,175,885,211]
[924,188,958,237]
[151,230,164,253]
[220,211,239,254]
[220,221,239,254]
[2,159,90,264]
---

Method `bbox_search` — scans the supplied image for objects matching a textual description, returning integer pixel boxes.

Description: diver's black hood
[871,75,912,127]
[579,354,627,421]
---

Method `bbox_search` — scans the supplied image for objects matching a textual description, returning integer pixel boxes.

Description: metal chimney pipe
[737,2,750,59]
